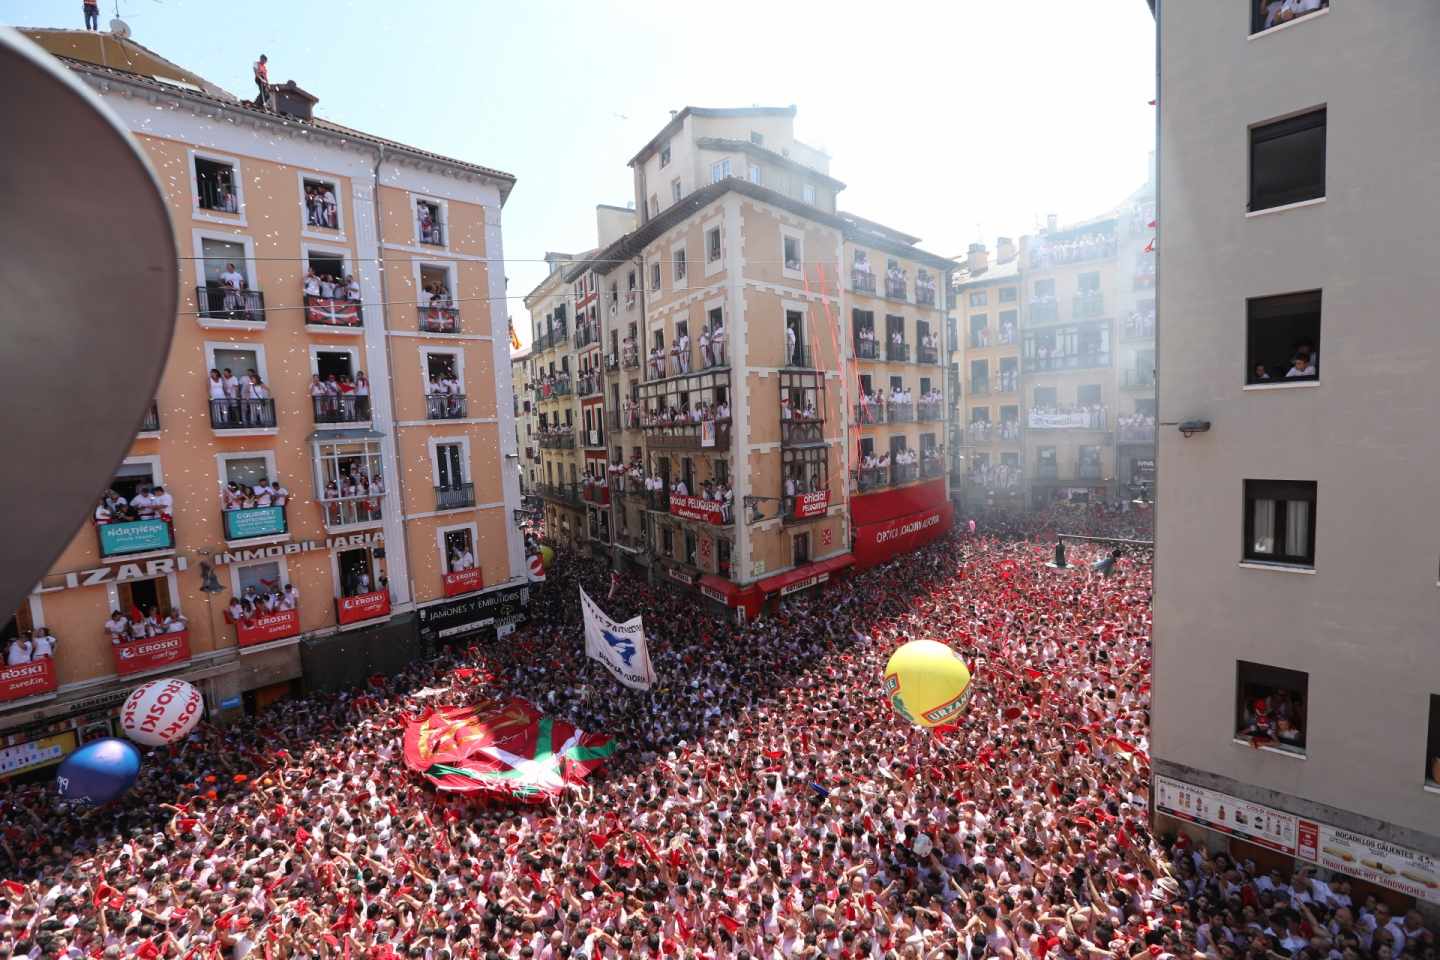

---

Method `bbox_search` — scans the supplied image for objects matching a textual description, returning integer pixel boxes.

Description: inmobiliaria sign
[442,568,484,597]
[112,632,191,676]
[793,490,830,519]
[338,591,391,626]
[236,609,301,648]
[0,659,57,702]
[669,495,727,525]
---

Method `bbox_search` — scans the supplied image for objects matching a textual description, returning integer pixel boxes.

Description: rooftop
[628,105,798,168]
[953,256,1022,288]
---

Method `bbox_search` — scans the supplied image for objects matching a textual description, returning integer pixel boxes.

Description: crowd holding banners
[0,501,1432,960]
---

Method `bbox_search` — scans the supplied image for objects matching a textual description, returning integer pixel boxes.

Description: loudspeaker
[0,28,177,619]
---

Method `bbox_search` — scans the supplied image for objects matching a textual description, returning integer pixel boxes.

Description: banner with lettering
[794,490,830,518]
[337,591,391,626]
[0,659,57,702]
[669,495,727,525]
[112,632,191,675]
[442,568,485,597]
[236,608,301,647]
[580,588,655,691]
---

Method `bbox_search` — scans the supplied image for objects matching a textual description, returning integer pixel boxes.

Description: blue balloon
[56,738,141,805]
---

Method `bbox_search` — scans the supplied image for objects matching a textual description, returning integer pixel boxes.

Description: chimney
[996,236,1016,264]
[669,109,679,119]
[1046,214,1058,234]
[272,80,317,122]
[966,242,989,275]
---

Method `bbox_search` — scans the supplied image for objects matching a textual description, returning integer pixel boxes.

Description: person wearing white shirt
[151,486,174,517]
[281,584,300,610]
[452,548,475,571]
[105,612,130,643]
[672,479,689,497]
[131,489,157,519]
[208,369,230,425]
[30,628,56,659]
[1285,353,1316,378]
[345,274,361,301]
[677,331,690,373]
[303,270,321,297]
[219,263,245,311]
[6,636,32,666]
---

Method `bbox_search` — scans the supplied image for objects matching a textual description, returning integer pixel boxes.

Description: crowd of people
[220,478,291,514]
[4,626,57,666]
[303,271,361,304]
[104,608,189,644]
[93,485,175,527]
[418,283,459,333]
[641,401,731,429]
[1029,232,1119,269]
[4,501,1435,960]
[426,370,467,417]
[309,374,372,419]
[320,469,385,525]
[225,582,301,626]
[207,368,274,426]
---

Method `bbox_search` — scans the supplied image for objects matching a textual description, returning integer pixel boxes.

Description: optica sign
[337,591,391,626]
[853,503,953,570]
[112,632,191,676]
[793,490,830,519]
[235,608,301,647]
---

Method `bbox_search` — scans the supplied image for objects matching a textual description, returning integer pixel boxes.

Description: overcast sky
[8,0,1156,347]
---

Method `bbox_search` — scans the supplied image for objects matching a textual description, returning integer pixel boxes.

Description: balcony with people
[916,391,944,422]
[319,471,385,532]
[93,486,175,558]
[309,374,372,425]
[581,473,611,506]
[207,369,277,431]
[416,199,444,246]
[537,426,576,450]
[417,281,459,333]
[781,457,829,523]
[919,446,944,479]
[1026,225,1118,269]
[301,269,363,331]
[884,261,909,301]
[574,321,599,350]
[853,321,880,361]
[855,464,890,493]
[220,480,290,542]
[604,351,620,373]
[1072,290,1105,320]
[886,386,916,423]
[534,373,573,401]
[1123,303,1155,341]
[425,383,468,420]
[538,481,583,507]
[668,476,734,527]
[104,609,191,676]
[1022,326,1111,373]
[851,250,877,295]
[1117,413,1156,445]
[916,330,940,365]
[885,333,910,364]
[780,372,825,446]
[638,372,732,450]
[915,269,938,307]
[621,339,641,370]
[196,281,265,325]
[1026,405,1108,431]
[890,450,920,486]
[577,370,603,398]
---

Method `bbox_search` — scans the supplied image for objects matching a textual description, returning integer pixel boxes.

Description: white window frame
[214,450,280,490]
[803,183,817,206]
[748,164,762,186]
[780,227,805,280]
[413,260,459,314]
[308,344,364,378]
[428,435,472,487]
[187,148,247,226]
[105,572,182,622]
[227,555,292,602]
[436,521,479,574]
[204,340,271,383]
[710,158,732,184]
[671,178,682,204]
[303,243,356,287]
[192,229,262,328]
[297,170,348,241]
[671,239,688,289]
[659,141,672,168]
[703,216,725,278]
[411,192,450,250]
[421,345,466,396]
[650,260,662,292]
[330,544,382,600]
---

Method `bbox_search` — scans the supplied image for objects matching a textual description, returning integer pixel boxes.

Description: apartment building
[951,240,1024,510]
[1153,0,1439,908]
[510,346,538,496]
[0,29,526,769]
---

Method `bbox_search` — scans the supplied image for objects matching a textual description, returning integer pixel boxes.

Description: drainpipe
[370,145,417,603]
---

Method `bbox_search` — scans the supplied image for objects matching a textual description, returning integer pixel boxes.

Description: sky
[7,0,1156,348]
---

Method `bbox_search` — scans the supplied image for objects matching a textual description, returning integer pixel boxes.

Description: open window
[1247,290,1320,383]
[195,156,239,213]
[1244,479,1316,567]
[336,547,388,621]
[219,453,289,541]
[1236,661,1308,754]
[969,314,989,348]
[782,231,803,275]
[970,359,989,393]
[443,527,476,574]
[197,237,263,322]
[1427,695,1440,790]
[784,309,809,367]
[853,309,877,359]
[424,351,466,419]
[1250,108,1326,212]
[314,437,385,530]
[94,459,175,558]
[706,225,723,263]
[302,176,340,230]
[1252,0,1328,36]
[207,345,275,429]
[434,440,473,509]
[416,198,444,245]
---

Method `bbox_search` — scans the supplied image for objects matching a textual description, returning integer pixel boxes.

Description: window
[1247,290,1320,383]
[802,183,816,206]
[415,198,444,245]
[969,291,987,307]
[195,156,239,213]
[970,359,988,387]
[302,177,340,230]
[706,226,722,263]
[1428,695,1440,789]
[1236,661,1308,754]
[673,247,687,282]
[1033,386,1057,407]
[748,164,762,185]
[792,532,810,566]
[1078,272,1100,292]
[710,159,732,183]
[337,546,385,598]
[1244,479,1316,567]
[1250,108,1326,212]
[750,130,765,146]
[651,262,662,292]
[660,143,671,168]
[970,407,989,424]
[1077,384,1102,406]
[1252,0,1328,36]
[783,234,802,273]
[999,287,1017,303]
[661,525,673,557]
[443,527,475,573]
[671,178,682,203]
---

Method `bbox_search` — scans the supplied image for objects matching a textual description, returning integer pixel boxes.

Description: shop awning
[757,552,855,596]
[697,574,741,604]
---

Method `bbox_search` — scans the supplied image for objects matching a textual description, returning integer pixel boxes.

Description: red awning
[757,553,855,596]
[697,574,741,604]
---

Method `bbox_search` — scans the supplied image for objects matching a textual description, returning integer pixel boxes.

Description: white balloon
[121,678,204,746]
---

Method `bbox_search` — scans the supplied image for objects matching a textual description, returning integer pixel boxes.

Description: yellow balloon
[538,545,555,570]
[884,639,974,728]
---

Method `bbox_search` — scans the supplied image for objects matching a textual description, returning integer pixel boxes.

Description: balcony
[536,377,573,400]
[622,345,641,370]
[96,518,174,559]
[856,466,889,493]
[916,283,938,307]
[645,489,670,512]
[574,324,599,350]
[418,305,460,334]
[583,428,605,449]
[1123,313,1156,341]
[967,421,994,442]
[917,400,943,422]
[1023,352,1111,373]
[969,330,991,349]
[436,483,475,510]
[643,418,732,451]
[577,374,602,398]
[303,294,364,331]
[1122,369,1156,390]
[539,482,583,507]
[1072,292,1105,320]
[886,340,910,363]
[997,373,1019,394]
[891,463,919,486]
[852,269,877,295]
[970,381,991,398]
[419,220,446,247]
[920,456,944,479]
[138,401,160,436]
[0,658,57,703]
[604,352,620,372]
[1028,233,1118,269]
[111,630,191,677]
[780,417,825,446]
[196,286,265,325]
[582,482,611,506]
[783,345,814,369]
[538,432,575,450]
[222,505,287,542]
[312,395,371,425]
[888,402,915,424]
[854,337,880,360]
[209,398,277,431]
[1030,299,1060,325]
[322,495,384,530]
[853,401,884,426]
[999,421,1022,443]
[885,275,908,301]
[917,344,939,365]
[425,394,468,420]
[1118,422,1155,445]
[1027,409,1107,430]
[607,410,621,432]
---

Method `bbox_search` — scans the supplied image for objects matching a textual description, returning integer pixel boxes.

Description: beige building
[510,346,538,496]
[0,29,525,768]
[1152,0,1439,905]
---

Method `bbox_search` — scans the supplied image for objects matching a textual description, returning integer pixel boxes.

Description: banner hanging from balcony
[853,502,953,571]
[338,591,391,626]
[1027,410,1104,430]
[98,520,172,557]
[794,490,830,519]
[668,495,727,525]
[233,608,302,647]
[701,420,716,448]
[112,632,191,676]
[580,588,655,691]
[442,567,484,597]
[224,506,287,540]
[0,659,58,703]
[305,296,361,327]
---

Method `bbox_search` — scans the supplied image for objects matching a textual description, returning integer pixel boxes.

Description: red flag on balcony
[306,297,360,327]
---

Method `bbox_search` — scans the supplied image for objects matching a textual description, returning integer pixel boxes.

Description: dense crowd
[0,507,1432,960]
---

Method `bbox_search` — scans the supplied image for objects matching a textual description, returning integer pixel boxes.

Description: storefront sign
[98,519,173,557]
[337,591,391,626]
[667,567,695,586]
[700,585,728,604]
[213,530,383,566]
[780,573,828,596]
[1027,411,1101,430]
[112,632,191,676]
[236,608,301,647]
[794,490,830,519]
[1155,775,1440,904]
[1133,458,1156,484]
[442,567,485,597]
[416,584,530,644]
[0,659,58,702]
[0,730,77,778]
[34,556,189,594]
[669,495,727,525]
[224,506,288,540]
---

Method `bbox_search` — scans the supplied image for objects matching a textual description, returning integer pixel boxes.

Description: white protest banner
[580,588,656,690]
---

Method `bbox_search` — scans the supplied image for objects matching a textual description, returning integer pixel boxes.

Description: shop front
[757,553,855,602]
[415,583,531,650]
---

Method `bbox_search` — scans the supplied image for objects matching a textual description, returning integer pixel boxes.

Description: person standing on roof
[83,0,99,31]
[253,54,271,110]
